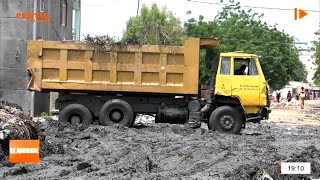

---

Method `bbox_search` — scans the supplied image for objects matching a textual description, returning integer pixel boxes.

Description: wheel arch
[213,95,245,113]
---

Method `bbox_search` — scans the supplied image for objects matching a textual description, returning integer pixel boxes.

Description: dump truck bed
[27,38,219,95]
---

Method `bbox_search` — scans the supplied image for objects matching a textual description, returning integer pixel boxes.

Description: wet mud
[0,103,319,179]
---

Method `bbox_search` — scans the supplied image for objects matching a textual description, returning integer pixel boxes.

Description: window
[40,0,45,12]
[220,57,231,75]
[234,58,259,76]
[234,58,248,75]
[249,58,259,75]
[61,0,67,26]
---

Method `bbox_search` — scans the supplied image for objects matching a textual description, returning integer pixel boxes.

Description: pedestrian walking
[287,91,292,102]
[276,91,281,103]
[299,87,305,109]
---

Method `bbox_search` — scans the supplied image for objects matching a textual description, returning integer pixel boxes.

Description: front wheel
[208,106,243,134]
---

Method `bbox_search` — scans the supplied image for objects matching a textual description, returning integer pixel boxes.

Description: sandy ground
[0,101,319,180]
[267,100,320,127]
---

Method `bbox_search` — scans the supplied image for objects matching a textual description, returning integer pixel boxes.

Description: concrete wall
[0,0,75,115]
[37,0,73,41]
[0,0,33,114]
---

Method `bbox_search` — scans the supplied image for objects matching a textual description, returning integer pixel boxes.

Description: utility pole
[31,0,37,117]
[136,0,140,16]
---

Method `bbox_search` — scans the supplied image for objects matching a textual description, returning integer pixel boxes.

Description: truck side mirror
[267,70,274,82]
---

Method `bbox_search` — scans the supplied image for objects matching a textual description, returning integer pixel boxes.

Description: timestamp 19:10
[281,162,311,175]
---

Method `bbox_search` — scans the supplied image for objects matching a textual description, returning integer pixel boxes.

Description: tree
[123,4,184,45]
[184,2,307,89]
[312,31,320,85]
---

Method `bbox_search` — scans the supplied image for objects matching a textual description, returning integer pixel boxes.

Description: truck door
[215,57,232,96]
[231,58,260,106]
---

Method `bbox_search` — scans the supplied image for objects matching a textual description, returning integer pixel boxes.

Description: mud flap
[261,107,271,120]
[242,117,246,129]
[186,112,201,128]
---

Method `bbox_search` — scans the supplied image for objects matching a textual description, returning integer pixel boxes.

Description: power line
[81,2,104,7]
[220,38,313,46]
[186,0,320,13]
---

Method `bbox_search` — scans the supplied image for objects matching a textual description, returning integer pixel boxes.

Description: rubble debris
[0,101,38,155]
[77,162,91,171]
[135,114,155,125]
[82,34,179,54]
[270,99,300,110]
[10,166,28,176]
[59,169,70,177]
[83,34,145,53]
[83,34,118,52]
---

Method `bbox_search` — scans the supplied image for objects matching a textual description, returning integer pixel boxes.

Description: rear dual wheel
[58,100,135,127]
[99,99,134,127]
[59,104,93,125]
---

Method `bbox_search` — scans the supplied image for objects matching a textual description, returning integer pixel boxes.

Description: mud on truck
[27,38,271,134]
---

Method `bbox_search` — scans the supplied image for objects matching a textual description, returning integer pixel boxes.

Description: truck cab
[216,52,269,113]
[203,52,271,133]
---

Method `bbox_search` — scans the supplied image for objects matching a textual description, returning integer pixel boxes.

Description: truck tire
[208,106,242,134]
[59,104,93,125]
[99,99,134,126]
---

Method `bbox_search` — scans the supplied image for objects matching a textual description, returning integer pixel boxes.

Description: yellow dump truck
[27,38,271,134]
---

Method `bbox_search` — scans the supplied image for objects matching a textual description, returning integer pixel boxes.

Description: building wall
[300,53,315,83]
[0,0,76,115]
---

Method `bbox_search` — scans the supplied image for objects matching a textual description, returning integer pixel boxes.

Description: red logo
[16,12,51,23]
[294,8,308,20]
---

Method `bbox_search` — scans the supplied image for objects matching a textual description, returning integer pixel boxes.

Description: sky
[80,0,320,81]
[81,0,319,42]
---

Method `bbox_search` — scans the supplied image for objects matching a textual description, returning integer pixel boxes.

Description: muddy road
[0,101,319,180]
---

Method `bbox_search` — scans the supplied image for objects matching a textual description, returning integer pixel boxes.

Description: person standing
[276,91,281,103]
[234,65,246,75]
[287,91,292,102]
[299,87,305,109]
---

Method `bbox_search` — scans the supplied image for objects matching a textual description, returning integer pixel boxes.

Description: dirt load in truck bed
[0,102,319,179]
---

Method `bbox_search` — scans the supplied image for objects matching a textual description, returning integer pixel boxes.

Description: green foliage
[41,112,49,118]
[312,31,320,85]
[184,2,307,89]
[123,4,184,45]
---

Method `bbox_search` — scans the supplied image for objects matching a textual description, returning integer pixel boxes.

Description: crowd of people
[273,87,307,109]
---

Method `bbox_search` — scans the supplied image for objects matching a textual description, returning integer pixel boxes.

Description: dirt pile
[270,99,300,110]
[0,101,39,166]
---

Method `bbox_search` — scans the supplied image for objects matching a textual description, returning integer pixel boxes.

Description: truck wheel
[59,104,93,125]
[208,106,242,134]
[99,99,134,126]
